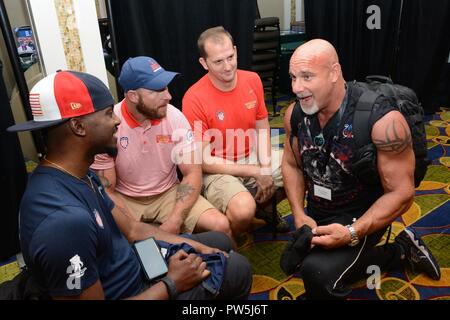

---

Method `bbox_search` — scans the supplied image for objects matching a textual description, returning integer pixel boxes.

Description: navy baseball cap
[7,70,114,132]
[118,56,179,92]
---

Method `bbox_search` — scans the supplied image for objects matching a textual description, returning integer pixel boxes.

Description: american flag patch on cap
[29,93,43,116]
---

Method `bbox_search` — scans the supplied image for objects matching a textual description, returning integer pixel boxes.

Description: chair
[251,17,281,116]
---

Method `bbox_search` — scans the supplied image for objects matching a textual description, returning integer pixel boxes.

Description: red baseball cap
[8,70,114,132]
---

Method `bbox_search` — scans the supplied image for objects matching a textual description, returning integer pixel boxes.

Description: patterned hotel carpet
[0,95,449,301]
[239,95,450,300]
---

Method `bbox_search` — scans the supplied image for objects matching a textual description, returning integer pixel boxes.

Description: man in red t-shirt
[183,26,288,238]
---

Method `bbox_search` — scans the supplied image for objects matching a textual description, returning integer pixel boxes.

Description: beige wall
[95,0,107,19]
[258,0,304,31]
[257,0,286,29]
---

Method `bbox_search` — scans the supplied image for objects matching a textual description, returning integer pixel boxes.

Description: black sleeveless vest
[290,82,396,221]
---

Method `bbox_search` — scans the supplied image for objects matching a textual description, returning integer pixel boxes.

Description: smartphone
[133,237,168,282]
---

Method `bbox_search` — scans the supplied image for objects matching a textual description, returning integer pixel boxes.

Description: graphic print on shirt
[120,136,129,149]
[156,135,173,144]
[216,110,225,121]
[342,123,354,139]
[94,209,104,229]
[299,116,361,208]
[186,129,194,143]
[66,254,87,290]
[245,100,257,110]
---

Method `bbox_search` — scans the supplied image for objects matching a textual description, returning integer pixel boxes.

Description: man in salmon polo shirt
[91,56,232,238]
[182,26,289,238]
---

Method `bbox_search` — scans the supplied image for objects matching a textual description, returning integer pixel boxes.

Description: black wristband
[160,276,178,300]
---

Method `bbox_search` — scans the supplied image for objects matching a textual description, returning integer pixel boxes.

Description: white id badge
[314,184,332,200]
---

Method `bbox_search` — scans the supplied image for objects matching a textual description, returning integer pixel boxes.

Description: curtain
[0,61,27,260]
[304,0,450,113]
[304,0,402,82]
[109,0,257,108]
[394,0,450,113]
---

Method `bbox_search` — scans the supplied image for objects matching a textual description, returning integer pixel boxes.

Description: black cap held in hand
[280,225,313,275]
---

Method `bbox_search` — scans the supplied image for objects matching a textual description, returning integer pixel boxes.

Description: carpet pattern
[241,95,450,300]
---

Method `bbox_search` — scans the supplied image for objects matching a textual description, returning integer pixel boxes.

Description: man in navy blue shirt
[8,70,251,300]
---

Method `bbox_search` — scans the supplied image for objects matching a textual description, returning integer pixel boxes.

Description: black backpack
[0,267,50,300]
[350,75,430,187]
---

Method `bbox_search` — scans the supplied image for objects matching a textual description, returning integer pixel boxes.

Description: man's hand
[195,243,229,257]
[167,250,210,293]
[254,171,275,203]
[294,214,318,231]
[311,223,352,249]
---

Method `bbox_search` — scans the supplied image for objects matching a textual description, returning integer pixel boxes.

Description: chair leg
[271,80,278,117]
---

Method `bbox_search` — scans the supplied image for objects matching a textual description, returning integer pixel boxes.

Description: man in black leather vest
[281,39,440,299]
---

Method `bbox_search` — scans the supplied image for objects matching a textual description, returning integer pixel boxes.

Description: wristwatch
[160,276,178,300]
[346,224,360,247]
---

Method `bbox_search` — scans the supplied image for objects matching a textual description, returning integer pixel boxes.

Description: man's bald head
[291,39,339,69]
[289,39,345,116]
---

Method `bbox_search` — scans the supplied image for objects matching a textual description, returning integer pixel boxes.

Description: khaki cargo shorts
[119,183,214,233]
[202,148,284,213]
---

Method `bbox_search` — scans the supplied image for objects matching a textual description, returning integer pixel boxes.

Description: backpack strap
[289,100,301,148]
[353,90,380,147]
[289,101,303,168]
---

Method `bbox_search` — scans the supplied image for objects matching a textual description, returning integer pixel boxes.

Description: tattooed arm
[350,110,415,238]
[159,150,202,234]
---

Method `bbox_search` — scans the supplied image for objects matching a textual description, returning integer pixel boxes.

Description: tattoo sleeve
[175,183,195,203]
[180,208,190,221]
[373,120,412,153]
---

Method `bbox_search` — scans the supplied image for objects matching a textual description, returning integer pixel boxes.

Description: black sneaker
[255,208,290,233]
[395,228,441,280]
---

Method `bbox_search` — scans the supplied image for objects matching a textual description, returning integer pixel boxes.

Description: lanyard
[306,87,349,147]
[305,87,349,175]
